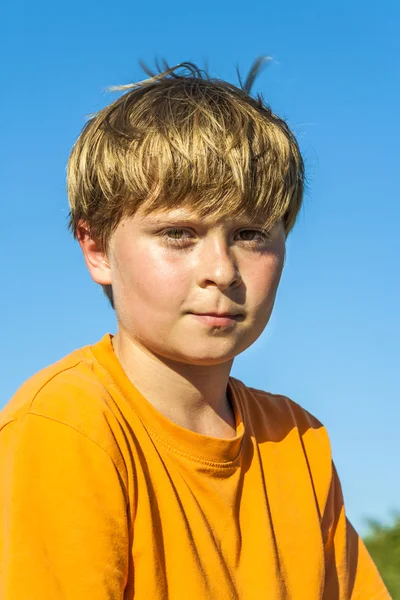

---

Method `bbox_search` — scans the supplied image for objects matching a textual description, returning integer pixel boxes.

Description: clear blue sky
[2,0,399,535]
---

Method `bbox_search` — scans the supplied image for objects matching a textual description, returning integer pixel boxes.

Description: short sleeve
[322,463,390,599]
[0,413,129,599]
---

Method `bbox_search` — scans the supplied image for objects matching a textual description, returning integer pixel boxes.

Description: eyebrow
[145,211,202,222]
[145,212,268,228]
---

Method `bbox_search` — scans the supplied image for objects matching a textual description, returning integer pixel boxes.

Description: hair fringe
[67,58,304,308]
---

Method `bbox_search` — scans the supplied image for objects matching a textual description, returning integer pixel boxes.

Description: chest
[127,433,326,599]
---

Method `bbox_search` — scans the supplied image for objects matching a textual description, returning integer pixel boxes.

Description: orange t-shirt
[0,334,389,599]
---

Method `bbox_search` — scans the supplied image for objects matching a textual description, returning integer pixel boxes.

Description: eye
[159,227,271,249]
[160,228,194,247]
[236,229,271,245]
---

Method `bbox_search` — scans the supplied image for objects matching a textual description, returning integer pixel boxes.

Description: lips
[194,312,240,317]
[188,312,244,326]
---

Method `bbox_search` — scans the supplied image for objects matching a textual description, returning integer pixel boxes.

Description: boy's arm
[322,463,390,599]
[0,412,130,599]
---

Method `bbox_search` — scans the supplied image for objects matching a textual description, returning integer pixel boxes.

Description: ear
[77,222,112,285]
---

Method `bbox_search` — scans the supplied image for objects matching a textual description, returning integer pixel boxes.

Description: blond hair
[67,60,305,307]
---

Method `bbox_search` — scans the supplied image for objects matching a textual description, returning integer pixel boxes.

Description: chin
[160,342,247,366]
[188,355,236,366]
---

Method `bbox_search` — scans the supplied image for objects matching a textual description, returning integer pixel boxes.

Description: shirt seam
[94,362,244,468]
[4,354,128,493]
[22,357,87,415]
[21,411,129,502]
[134,416,243,468]
[0,358,87,433]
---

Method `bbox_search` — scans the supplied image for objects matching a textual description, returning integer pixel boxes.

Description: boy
[0,62,389,599]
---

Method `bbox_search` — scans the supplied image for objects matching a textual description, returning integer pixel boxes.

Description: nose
[196,236,242,291]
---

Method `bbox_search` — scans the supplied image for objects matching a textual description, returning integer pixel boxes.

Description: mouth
[188,312,244,327]
[195,312,241,317]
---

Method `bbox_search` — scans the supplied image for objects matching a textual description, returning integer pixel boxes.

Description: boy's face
[84,204,286,366]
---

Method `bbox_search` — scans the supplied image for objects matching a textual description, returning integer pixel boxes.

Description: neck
[112,329,236,439]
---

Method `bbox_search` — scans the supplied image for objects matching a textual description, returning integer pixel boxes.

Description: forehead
[136,205,268,227]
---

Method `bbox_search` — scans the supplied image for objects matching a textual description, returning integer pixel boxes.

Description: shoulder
[230,376,334,500]
[0,339,119,453]
[231,375,326,435]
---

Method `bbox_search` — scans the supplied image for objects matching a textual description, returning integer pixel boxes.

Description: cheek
[114,245,189,308]
[249,253,284,308]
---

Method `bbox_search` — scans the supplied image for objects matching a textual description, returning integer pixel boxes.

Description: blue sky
[2,0,399,535]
